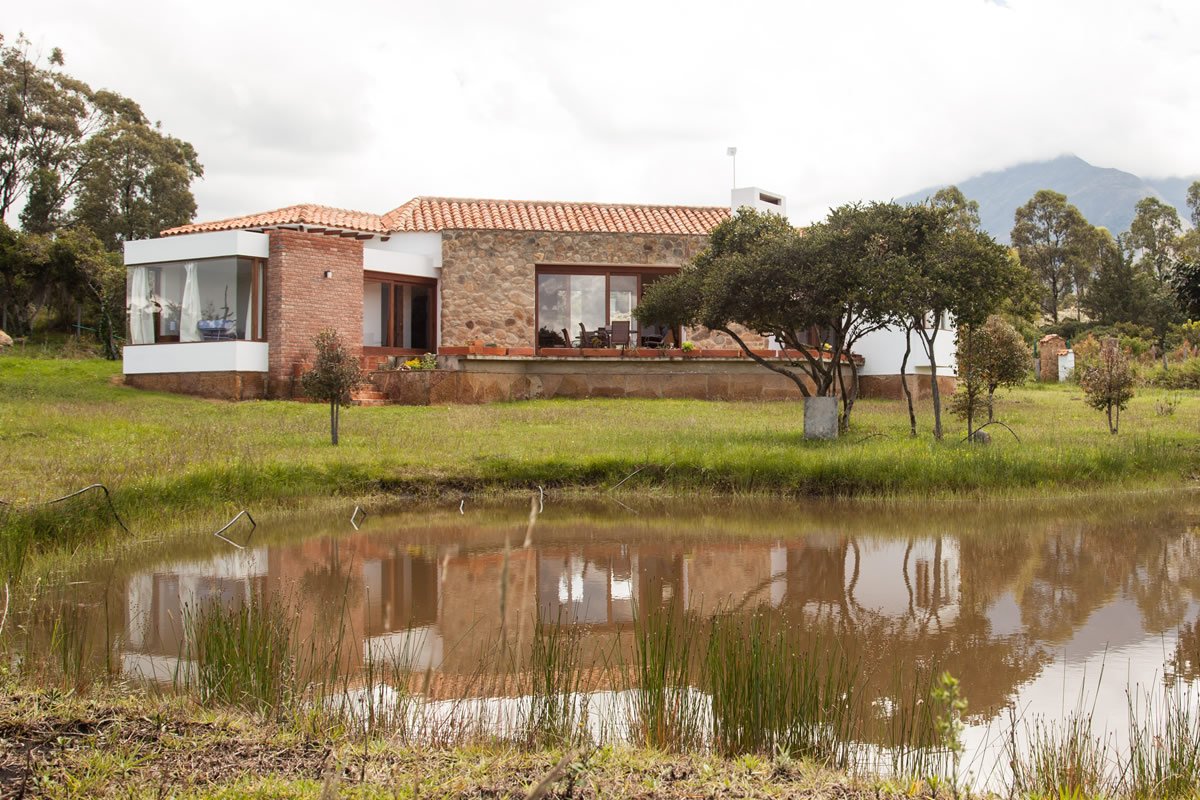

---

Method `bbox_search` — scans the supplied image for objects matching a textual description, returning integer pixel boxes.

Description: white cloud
[8,0,1198,225]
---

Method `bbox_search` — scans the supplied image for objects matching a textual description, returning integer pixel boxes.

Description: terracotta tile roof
[381,196,729,235]
[161,204,387,236]
[164,197,730,238]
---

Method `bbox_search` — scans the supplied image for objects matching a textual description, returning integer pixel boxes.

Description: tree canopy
[0,31,202,352]
[1011,190,1092,324]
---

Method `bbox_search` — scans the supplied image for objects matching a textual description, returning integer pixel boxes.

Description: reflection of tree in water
[1168,617,1200,686]
[1017,512,1200,644]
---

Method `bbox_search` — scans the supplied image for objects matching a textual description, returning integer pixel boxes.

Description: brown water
[17,491,1200,785]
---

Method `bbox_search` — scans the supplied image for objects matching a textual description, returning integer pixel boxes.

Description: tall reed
[705,612,859,765]
[1122,684,1200,799]
[627,602,705,750]
[179,597,297,713]
[1007,708,1114,799]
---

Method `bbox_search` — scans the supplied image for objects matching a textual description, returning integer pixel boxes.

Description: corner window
[126,257,265,345]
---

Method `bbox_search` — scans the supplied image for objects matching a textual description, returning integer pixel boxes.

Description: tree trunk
[330,401,339,445]
[987,388,995,423]
[921,327,943,440]
[1107,404,1115,435]
[900,323,917,437]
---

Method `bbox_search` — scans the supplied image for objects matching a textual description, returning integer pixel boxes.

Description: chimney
[731,187,787,218]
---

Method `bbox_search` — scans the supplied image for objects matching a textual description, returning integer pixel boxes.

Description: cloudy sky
[8,0,1199,225]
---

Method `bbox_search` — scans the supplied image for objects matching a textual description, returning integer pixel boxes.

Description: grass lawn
[2,354,1199,562]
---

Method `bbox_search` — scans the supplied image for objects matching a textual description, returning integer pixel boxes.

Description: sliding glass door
[363,273,436,353]
[535,267,679,349]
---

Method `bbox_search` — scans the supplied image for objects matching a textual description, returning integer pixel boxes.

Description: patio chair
[610,320,631,350]
[560,328,572,348]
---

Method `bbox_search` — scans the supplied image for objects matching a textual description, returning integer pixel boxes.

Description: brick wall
[438,229,768,350]
[1038,334,1065,382]
[266,230,364,397]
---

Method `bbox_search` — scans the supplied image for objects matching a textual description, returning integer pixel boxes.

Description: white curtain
[129,267,155,345]
[180,262,202,342]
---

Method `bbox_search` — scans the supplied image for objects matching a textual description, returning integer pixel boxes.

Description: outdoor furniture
[577,323,609,347]
[560,328,572,348]
[610,320,631,349]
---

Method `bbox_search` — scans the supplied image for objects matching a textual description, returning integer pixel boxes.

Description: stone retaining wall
[368,356,855,404]
[124,371,267,401]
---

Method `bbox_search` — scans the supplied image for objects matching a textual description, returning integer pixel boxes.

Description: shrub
[1080,341,1135,434]
[1148,358,1200,390]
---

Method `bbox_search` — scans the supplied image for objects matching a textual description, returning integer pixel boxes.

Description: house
[121,188,953,402]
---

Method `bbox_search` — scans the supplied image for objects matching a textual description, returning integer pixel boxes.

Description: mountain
[898,155,1197,243]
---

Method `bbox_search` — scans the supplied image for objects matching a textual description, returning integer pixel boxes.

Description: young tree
[897,195,1028,439]
[948,324,987,438]
[1080,340,1134,434]
[300,329,364,446]
[976,315,1030,421]
[1011,190,1092,323]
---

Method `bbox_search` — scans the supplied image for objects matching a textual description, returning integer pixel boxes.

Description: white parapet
[124,230,270,265]
[123,341,269,374]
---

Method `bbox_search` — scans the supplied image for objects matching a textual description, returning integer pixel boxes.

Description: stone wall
[266,230,364,397]
[1038,334,1066,382]
[124,371,266,401]
[368,357,855,404]
[437,229,767,351]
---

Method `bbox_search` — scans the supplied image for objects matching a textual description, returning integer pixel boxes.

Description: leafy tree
[72,108,202,250]
[1082,230,1152,325]
[0,33,92,221]
[0,33,201,247]
[1187,180,1200,228]
[300,329,364,446]
[1080,340,1134,434]
[1173,258,1200,320]
[897,195,1028,439]
[972,315,1029,424]
[637,204,918,432]
[1127,196,1182,282]
[1011,190,1092,323]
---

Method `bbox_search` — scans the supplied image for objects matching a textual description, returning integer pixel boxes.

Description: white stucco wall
[123,341,269,374]
[363,232,442,274]
[856,324,957,377]
[124,230,269,264]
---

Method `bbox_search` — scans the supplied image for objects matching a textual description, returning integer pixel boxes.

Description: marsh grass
[1008,709,1114,799]
[705,612,859,764]
[1122,684,1200,799]
[179,598,298,713]
[627,602,706,751]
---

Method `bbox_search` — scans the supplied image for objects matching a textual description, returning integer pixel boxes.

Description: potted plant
[197,287,236,341]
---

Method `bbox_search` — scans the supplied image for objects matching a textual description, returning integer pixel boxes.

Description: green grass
[3,355,1200,576]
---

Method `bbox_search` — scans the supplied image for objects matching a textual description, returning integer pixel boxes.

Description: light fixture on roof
[726,146,737,190]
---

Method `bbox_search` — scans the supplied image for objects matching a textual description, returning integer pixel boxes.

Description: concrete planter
[803,396,839,439]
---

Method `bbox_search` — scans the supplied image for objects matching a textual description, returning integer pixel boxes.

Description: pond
[13,490,1200,791]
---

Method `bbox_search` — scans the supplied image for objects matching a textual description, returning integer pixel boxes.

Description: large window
[126,257,265,345]
[363,273,436,352]
[536,267,678,348]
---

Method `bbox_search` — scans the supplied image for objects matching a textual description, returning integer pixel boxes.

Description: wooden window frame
[534,264,680,351]
[363,271,438,355]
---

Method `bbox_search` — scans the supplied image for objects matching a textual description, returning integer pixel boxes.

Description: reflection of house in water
[123,548,269,681]
[122,531,964,683]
